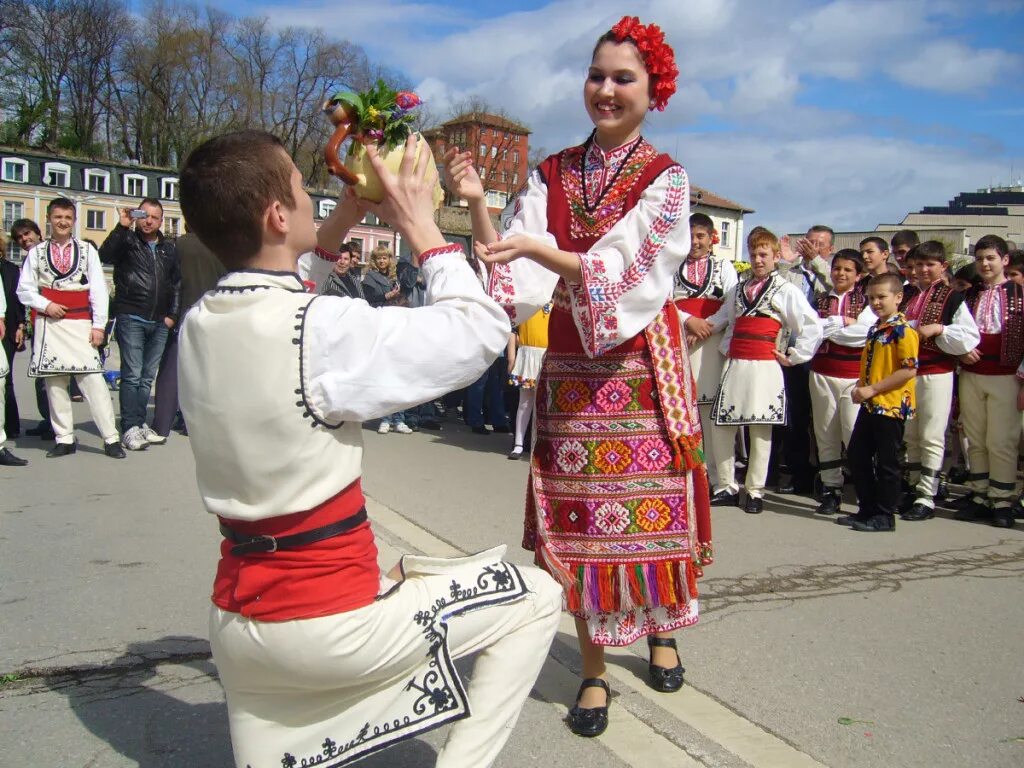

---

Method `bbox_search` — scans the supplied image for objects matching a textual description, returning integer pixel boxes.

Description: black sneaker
[851,514,895,532]
[815,489,842,515]
[901,502,934,522]
[104,441,127,459]
[710,489,740,507]
[744,496,763,514]
[991,509,1015,529]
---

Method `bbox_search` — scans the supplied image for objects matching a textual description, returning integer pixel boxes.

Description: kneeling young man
[177,131,561,768]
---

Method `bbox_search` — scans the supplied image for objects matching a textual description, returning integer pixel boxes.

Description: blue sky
[203,0,1023,233]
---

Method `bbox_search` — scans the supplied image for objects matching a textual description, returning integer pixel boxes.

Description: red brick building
[424,112,531,213]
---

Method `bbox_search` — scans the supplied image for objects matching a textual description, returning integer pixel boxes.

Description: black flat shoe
[104,441,127,459]
[567,678,609,737]
[0,447,28,466]
[710,489,739,507]
[46,442,77,458]
[835,514,858,526]
[815,489,842,515]
[744,496,763,514]
[991,511,1015,529]
[647,636,685,693]
[900,502,934,522]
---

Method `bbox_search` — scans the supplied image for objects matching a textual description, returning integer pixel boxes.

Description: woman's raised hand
[442,147,485,203]
[474,235,536,266]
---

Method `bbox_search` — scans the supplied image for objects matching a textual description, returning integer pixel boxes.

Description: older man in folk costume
[177,131,561,768]
[673,212,738,504]
[708,229,822,514]
[17,198,124,459]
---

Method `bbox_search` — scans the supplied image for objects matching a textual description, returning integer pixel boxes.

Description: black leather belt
[220,507,368,556]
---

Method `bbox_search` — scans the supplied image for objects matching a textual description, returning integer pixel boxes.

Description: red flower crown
[610,16,679,112]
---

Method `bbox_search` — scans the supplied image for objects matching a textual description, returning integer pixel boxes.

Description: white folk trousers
[211,555,562,768]
[959,372,1021,509]
[903,372,954,509]
[716,424,772,499]
[45,373,118,445]
[699,403,737,493]
[809,372,859,489]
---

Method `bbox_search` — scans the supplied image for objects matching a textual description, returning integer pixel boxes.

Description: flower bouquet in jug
[322,80,443,208]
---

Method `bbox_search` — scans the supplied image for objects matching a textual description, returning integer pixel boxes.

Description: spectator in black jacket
[99,198,181,451]
[1,229,27,443]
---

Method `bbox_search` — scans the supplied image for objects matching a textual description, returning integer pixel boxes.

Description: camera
[129,209,148,219]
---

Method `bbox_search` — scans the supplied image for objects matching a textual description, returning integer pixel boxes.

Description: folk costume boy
[808,249,874,515]
[838,273,919,533]
[16,198,125,459]
[956,235,1023,528]
[708,228,822,514]
[898,241,979,521]
[674,212,738,497]
[176,131,562,768]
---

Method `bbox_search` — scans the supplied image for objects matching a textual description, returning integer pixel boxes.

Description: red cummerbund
[811,342,863,378]
[728,316,782,360]
[918,346,956,376]
[212,478,380,622]
[674,297,723,320]
[37,287,92,321]
[548,305,646,355]
[968,333,1017,376]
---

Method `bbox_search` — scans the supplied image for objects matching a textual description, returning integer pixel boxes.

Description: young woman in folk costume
[444,16,711,736]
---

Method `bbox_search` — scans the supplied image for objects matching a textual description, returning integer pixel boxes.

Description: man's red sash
[32,288,92,323]
[968,333,1018,376]
[728,317,781,360]
[674,297,722,319]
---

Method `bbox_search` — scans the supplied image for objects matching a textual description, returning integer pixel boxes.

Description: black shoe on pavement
[851,514,895,532]
[815,489,842,515]
[26,422,55,439]
[835,514,858,526]
[104,441,127,459]
[991,510,1015,529]
[710,489,740,507]
[935,475,949,501]
[901,502,934,522]
[954,498,992,522]
[744,496,763,514]
[950,493,977,512]
[471,425,490,435]
[0,447,28,466]
[567,678,610,737]
[46,442,77,458]
[647,636,685,693]
[898,493,916,514]
[508,447,524,460]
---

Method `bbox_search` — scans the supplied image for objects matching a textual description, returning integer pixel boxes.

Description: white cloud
[888,40,1020,93]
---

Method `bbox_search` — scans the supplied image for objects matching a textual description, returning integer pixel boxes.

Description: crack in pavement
[700,540,1024,614]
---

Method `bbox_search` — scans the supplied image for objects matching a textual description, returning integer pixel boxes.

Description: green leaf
[837,717,874,726]
[331,91,363,115]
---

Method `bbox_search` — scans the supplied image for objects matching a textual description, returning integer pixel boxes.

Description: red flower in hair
[711,230,720,246]
[610,15,679,111]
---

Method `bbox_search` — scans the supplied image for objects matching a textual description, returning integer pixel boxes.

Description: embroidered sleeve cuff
[418,243,462,266]
[314,246,341,263]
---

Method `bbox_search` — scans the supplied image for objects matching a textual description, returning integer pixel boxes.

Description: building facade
[424,112,531,212]
[0,147,395,264]
[691,186,754,263]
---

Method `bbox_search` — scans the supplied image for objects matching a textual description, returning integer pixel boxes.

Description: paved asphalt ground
[1,364,1023,767]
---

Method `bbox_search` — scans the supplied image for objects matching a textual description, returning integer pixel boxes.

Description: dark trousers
[783,363,815,483]
[847,409,905,519]
[2,339,19,436]
[152,332,178,437]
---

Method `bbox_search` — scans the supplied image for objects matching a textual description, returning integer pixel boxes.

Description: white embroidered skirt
[29,317,103,377]
[711,359,786,426]
[509,346,546,388]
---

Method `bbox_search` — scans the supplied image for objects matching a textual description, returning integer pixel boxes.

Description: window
[86,210,105,230]
[165,216,180,236]
[84,169,110,193]
[512,172,519,186]
[512,150,520,164]
[502,149,508,161]
[490,146,498,159]
[486,190,508,208]
[720,221,730,248]
[317,199,336,219]
[160,177,178,200]
[123,173,147,197]
[44,162,71,188]
[2,158,28,183]
[501,170,508,183]
[479,144,487,157]
[3,200,24,231]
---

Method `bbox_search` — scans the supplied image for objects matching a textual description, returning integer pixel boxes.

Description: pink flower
[395,91,421,109]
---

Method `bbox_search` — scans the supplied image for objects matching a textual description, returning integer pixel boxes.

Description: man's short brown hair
[748,228,780,254]
[180,130,295,269]
[867,272,904,294]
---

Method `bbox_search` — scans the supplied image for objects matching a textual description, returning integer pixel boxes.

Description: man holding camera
[99,199,181,451]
